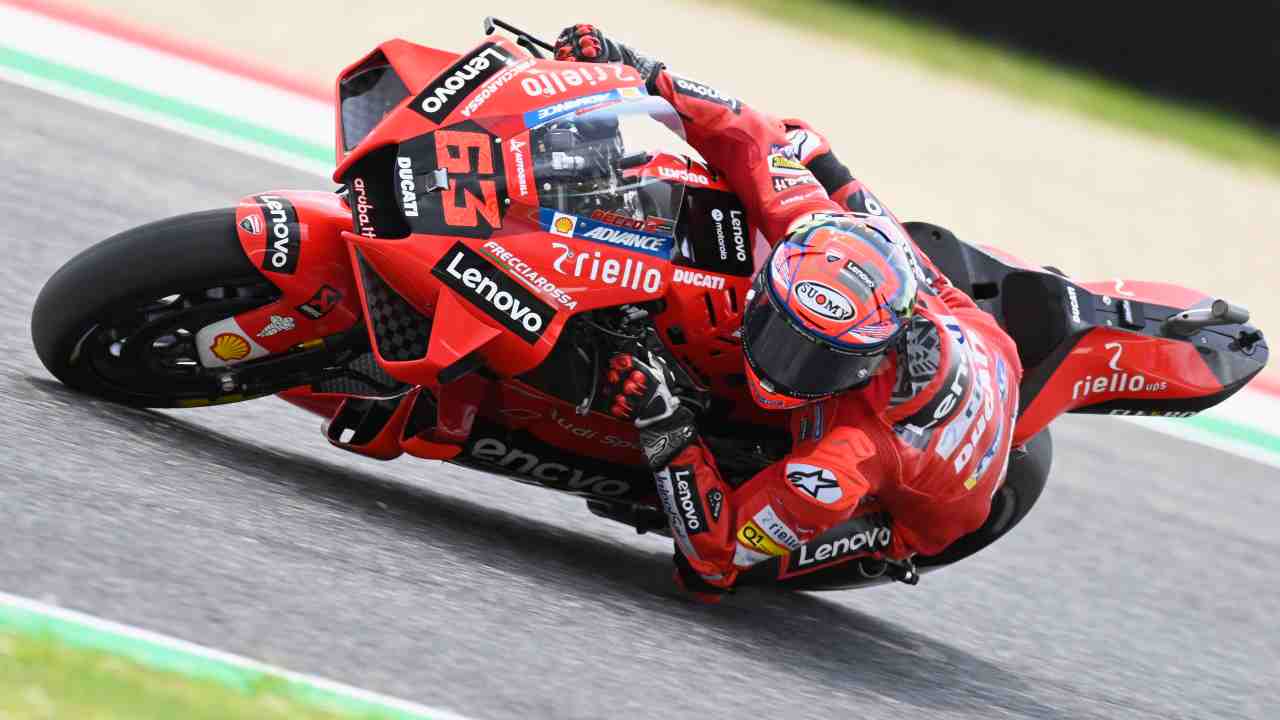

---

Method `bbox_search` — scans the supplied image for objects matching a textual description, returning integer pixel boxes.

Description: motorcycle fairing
[333,37,647,182]
[451,413,654,502]
[331,76,699,387]
[906,222,1268,445]
[225,191,363,360]
[335,39,470,166]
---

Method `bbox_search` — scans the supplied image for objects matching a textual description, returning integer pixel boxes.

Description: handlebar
[483,17,556,58]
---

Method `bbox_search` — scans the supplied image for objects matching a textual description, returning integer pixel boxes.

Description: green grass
[0,631,393,720]
[714,0,1280,176]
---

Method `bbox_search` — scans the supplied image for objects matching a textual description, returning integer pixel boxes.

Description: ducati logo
[239,215,261,235]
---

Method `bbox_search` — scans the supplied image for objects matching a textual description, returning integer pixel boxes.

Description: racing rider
[556,25,1024,599]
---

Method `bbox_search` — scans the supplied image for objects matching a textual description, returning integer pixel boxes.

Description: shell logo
[549,212,577,238]
[210,333,251,361]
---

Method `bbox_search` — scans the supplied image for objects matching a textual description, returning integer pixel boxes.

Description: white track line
[0,591,477,720]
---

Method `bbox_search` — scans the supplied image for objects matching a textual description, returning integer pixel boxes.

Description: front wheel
[32,209,288,407]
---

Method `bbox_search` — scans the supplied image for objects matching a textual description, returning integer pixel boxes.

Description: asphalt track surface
[2,82,1278,719]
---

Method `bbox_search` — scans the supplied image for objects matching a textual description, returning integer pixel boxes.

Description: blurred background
[854,0,1280,130]
[61,0,1280,329]
[3,1,1278,718]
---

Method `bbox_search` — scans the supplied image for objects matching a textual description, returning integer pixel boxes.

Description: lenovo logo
[432,242,554,343]
[413,43,516,124]
[256,194,298,274]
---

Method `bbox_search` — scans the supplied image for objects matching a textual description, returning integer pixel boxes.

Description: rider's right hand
[554,24,666,88]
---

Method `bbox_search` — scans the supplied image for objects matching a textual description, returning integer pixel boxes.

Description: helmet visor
[742,275,886,399]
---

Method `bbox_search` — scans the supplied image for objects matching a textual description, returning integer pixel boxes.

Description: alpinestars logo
[255,194,299,274]
[432,242,554,343]
[786,463,843,504]
[412,43,516,124]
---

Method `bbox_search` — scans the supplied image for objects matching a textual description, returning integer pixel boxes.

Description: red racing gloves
[554,23,665,90]
[600,351,696,470]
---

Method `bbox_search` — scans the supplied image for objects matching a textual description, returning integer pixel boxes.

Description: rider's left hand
[602,352,681,427]
[601,351,697,469]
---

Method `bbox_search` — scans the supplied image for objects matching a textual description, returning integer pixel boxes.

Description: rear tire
[915,428,1054,571]
[31,209,274,406]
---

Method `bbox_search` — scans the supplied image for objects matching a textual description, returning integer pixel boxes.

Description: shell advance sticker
[522,87,646,127]
[537,208,674,259]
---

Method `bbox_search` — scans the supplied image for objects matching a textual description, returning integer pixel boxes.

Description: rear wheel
[33,209,305,407]
[915,428,1054,571]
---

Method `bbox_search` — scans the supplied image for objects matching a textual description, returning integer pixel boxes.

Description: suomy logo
[414,44,515,124]
[794,281,853,321]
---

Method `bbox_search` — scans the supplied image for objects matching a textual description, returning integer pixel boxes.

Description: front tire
[31,209,277,407]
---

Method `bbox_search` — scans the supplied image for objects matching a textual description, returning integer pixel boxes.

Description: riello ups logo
[432,242,554,343]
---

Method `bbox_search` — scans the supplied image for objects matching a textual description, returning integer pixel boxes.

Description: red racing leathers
[642,68,1025,587]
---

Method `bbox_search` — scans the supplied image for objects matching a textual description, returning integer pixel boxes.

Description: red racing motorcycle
[31,20,1268,591]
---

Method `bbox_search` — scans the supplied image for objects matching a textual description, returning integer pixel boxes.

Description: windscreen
[527,94,693,242]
